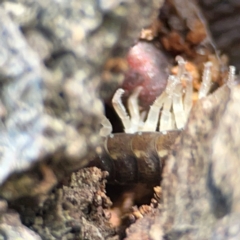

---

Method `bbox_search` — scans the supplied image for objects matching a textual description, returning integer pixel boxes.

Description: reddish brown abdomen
[122,41,170,108]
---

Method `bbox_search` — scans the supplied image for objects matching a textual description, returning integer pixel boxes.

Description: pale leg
[173,83,186,129]
[142,92,166,131]
[160,95,174,131]
[100,116,113,137]
[199,62,212,99]
[183,73,193,117]
[159,75,179,131]
[175,56,186,80]
[112,88,132,133]
[127,86,142,133]
[227,66,236,88]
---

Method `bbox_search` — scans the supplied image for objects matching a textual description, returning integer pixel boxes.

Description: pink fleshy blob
[122,42,170,108]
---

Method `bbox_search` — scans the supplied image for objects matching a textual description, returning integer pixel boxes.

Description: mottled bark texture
[0,0,158,239]
[0,0,240,239]
[14,167,116,240]
[198,0,240,70]
[125,75,240,240]
[0,200,42,240]
[125,1,240,239]
[0,0,157,198]
[152,84,240,240]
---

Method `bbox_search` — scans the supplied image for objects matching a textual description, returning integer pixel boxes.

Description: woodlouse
[96,130,180,184]
[93,57,236,185]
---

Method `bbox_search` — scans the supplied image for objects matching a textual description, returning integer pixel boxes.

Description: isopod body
[93,56,234,185]
[95,130,181,184]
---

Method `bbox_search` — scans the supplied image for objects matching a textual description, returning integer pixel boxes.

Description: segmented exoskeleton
[93,57,236,185]
[99,130,181,184]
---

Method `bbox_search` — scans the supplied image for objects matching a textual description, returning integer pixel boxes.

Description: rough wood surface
[0,0,239,239]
